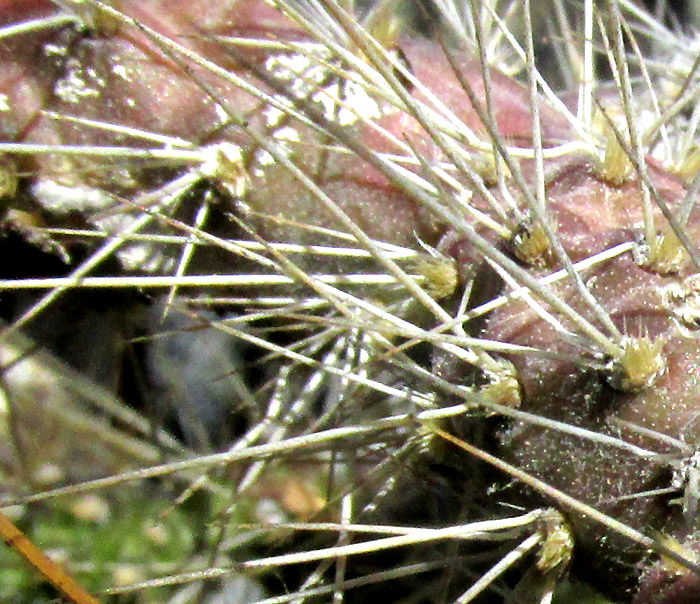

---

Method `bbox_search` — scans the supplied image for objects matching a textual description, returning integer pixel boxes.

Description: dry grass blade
[0,510,100,604]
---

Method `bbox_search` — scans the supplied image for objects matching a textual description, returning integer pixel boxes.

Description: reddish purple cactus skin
[437,145,700,587]
[0,0,572,248]
[635,539,700,604]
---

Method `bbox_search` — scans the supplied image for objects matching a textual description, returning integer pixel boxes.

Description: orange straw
[0,509,100,604]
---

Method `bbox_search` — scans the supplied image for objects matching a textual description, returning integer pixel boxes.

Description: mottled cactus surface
[3,1,700,603]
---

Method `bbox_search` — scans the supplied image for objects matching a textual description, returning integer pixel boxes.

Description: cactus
[2,1,700,602]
